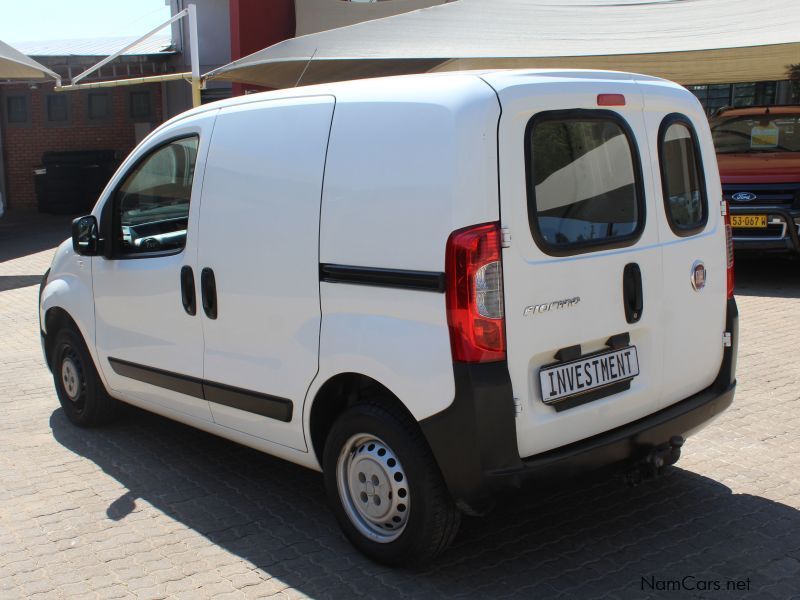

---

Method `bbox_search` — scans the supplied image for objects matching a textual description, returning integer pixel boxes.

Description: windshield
[711,113,800,154]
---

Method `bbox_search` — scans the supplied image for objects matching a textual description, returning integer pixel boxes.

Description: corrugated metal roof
[13,35,174,57]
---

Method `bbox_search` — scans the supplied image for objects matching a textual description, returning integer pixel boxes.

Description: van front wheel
[323,402,460,565]
[52,326,117,427]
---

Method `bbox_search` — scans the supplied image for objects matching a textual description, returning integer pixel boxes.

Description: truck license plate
[539,346,639,405]
[731,215,767,228]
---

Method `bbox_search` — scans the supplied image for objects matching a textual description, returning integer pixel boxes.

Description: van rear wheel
[52,326,117,427]
[323,402,460,565]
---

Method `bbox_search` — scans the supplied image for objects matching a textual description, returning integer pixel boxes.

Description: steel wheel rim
[60,349,85,408]
[336,433,410,543]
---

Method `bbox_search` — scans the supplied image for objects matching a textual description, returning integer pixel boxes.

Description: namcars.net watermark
[642,575,752,593]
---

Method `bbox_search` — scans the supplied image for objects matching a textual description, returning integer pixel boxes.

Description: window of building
[658,116,707,236]
[5,95,28,123]
[526,112,644,254]
[688,81,782,115]
[129,91,153,119]
[115,136,199,255]
[88,92,112,120]
[46,94,68,122]
[687,84,732,116]
[732,82,777,108]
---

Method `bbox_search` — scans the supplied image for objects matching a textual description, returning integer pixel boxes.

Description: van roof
[158,68,687,134]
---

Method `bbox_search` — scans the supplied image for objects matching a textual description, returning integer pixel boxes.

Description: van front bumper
[421,298,738,514]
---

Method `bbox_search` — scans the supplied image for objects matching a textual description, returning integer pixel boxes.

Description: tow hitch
[623,436,684,486]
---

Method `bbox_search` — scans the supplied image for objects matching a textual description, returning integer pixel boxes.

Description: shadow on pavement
[734,255,800,299]
[50,404,800,599]
[0,275,44,292]
[0,211,74,264]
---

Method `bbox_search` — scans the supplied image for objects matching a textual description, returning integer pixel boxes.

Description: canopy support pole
[55,4,203,108]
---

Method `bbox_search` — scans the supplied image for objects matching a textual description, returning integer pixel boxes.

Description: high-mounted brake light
[724,200,735,299]
[597,94,626,107]
[445,222,506,363]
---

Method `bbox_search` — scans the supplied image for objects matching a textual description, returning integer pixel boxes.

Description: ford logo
[732,192,757,202]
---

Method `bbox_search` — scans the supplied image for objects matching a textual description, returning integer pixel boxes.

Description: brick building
[5,0,794,213]
[0,39,171,212]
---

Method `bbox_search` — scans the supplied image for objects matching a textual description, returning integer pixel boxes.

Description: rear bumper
[421,298,739,513]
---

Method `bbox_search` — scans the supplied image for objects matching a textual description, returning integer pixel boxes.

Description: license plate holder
[539,346,639,412]
[731,215,767,228]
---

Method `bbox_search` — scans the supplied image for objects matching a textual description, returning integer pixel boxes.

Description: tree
[788,64,800,101]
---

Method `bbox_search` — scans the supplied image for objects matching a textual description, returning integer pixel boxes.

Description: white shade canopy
[205,0,800,88]
[0,39,59,80]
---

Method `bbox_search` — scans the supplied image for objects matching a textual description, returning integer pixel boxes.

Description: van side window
[658,115,708,235]
[114,136,199,255]
[526,111,644,254]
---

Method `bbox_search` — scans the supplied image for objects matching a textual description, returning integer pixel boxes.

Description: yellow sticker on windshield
[751,125,779,148]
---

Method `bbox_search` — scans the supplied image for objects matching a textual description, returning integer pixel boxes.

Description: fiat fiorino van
[40,70,737,564]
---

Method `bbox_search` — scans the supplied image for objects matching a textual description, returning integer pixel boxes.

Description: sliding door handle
[180,266,196,316]
[200,267,218,320]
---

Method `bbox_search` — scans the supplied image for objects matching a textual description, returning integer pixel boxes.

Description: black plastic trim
[524,109,647,257]
[107,357,293,422]
[420,361,521,513]
[657,113,709,238]
[39,269,51,370]
[109,357,205,399]
[320,264,445,293]
[421,298,738,511]
[204,381,293,422]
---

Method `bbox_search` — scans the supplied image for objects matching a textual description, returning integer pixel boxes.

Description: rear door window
[526,110,644,255]
[658,115,708,236]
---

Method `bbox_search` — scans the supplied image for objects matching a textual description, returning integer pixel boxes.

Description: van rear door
[482,72,667,459]
[640,86,726,406]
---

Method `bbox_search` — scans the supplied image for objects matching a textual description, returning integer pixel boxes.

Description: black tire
[323,401,460,566]
[51,325,117,427]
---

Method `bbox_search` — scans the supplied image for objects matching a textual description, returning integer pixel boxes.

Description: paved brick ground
[1,212,799,599]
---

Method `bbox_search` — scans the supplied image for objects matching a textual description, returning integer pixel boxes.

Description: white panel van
[40,70,738,565]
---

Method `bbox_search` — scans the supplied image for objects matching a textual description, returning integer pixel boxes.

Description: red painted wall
[1,83,162,211]
[229,0,295,95]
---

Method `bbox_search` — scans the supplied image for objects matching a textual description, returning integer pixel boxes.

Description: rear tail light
[445,222,506,363]
[724,201,735,299]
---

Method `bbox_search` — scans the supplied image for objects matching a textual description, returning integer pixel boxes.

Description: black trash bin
[35,150,118,214]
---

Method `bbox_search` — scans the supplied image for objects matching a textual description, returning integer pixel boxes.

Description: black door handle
[180,266,196,316]
[623,263,643,324]
[200,267,217,320]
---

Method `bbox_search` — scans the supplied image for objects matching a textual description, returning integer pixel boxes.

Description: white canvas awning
[0,39,59,80]
[205,0,800,89]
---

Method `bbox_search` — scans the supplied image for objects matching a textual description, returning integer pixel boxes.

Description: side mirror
[72,215,100,256]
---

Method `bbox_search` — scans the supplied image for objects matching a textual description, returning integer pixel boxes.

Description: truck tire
[323,401,460,565]
[51,325,117,427]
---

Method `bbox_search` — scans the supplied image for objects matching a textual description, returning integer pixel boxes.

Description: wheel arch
[307,372,419,467]
[43,306,79,368]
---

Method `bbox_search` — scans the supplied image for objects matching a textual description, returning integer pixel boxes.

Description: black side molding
[204,380,292,422]
[320,264,445,293]
[108,357,293,422]
[109,357,204,399]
